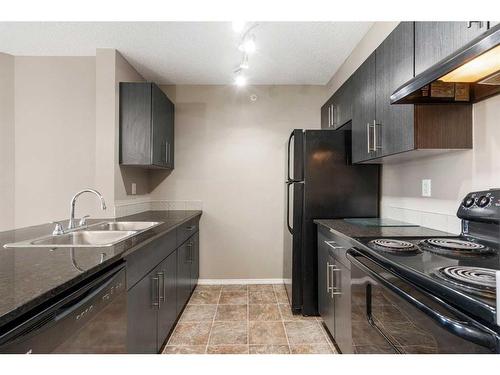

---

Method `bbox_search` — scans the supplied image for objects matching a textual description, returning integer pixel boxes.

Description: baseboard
[197,279,284,285]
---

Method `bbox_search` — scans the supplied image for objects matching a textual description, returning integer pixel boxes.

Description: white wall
[151,85,325,279]
[0,53,15,232]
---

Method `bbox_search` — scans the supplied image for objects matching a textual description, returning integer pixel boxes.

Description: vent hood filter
[391,24,500,104]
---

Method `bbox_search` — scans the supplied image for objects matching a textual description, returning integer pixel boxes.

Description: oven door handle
[346,249,499,352]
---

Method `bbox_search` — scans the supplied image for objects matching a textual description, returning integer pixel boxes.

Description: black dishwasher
[0,263,127,354]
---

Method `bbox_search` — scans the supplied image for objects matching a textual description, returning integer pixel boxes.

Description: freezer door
[287,129,304,182]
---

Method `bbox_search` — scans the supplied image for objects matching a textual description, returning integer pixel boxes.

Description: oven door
[346,249,500,354]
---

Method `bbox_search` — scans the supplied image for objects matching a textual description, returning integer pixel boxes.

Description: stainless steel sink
[29,231,137,247]
[87,221,162,232]
[3,221,164,248]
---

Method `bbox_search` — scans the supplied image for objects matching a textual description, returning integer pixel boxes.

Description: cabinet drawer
[318,225,352,269]
[125,230,177,289]
[176,217,199,246]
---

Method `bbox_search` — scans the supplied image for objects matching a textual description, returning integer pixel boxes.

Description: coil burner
[433,266,497,299]
[419,238,494,257]
[368,239,420,254]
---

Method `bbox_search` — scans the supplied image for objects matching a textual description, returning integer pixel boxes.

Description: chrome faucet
[68,189,107,229]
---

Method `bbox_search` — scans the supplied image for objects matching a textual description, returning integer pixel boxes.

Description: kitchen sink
[30,230,137,247]
[3,221,164,248]
[87,221,162,232]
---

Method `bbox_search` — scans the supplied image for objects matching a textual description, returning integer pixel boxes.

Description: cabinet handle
[184,226,196,231]
[157,271,165,303]
[326,261,331,293]
[187,242,193,263]
[165,142,169,164]
[152,275,160,309]
[324,240,344,250]
[329,104,334,127]
[328,105,331,127]
[467,21,484,28]
[366,123,370,153]
[330,265,342,298]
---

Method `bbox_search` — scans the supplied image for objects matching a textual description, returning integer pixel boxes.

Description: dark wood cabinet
[375,21,415,158]
[351,52,376,163]
[119,82,174,169]
[317,226,353,354]
[190,232,200,292]
[157,251,177,350]
[350,22,472,164]
[415,21,489,75]
[127,265,161,354]
[126,215,201,353]
[321,76,354,130]
[176,241,192,315]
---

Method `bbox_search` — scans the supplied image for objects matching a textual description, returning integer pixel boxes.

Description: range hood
[391,24,500,104]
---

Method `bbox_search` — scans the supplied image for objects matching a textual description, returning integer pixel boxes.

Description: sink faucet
[68,189,107,229]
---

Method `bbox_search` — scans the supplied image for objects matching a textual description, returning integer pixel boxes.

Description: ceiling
[0,22,373,85]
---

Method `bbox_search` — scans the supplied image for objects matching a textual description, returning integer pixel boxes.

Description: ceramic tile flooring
[162,284,337,354]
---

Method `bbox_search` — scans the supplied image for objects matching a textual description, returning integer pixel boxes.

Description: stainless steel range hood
[391,24,500,104]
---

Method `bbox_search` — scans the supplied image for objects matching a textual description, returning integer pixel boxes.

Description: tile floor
[162,284,337,354]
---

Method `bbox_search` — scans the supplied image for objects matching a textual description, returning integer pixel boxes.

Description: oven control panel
[457,189,500,223]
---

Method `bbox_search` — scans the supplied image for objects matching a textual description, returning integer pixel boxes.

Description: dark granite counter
[314,218,452,239]
[0,210,201,328]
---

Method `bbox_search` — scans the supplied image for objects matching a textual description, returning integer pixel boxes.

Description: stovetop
[356,234,500,327]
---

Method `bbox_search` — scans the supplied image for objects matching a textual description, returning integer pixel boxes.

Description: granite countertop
[314,218,453,239]
[0,210,201,328]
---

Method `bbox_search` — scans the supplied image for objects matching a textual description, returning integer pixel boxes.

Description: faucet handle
[51,221,65,235]
[79,215,90,227]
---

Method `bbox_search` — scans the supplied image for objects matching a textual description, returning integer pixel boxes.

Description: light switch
[422,179,431,197]
[131,183,137,195]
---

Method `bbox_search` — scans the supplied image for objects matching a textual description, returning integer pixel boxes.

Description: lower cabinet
[317,226,352,354]
[127,218,201,353]
[176,241,191,315]
[156,252,177,350]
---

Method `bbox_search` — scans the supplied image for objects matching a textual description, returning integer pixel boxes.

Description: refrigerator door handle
[286,181,294,234]
[287,131,294,181]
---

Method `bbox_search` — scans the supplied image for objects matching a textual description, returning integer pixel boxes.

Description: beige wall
[324,22,398,99]
[152,85,326,279]
[381,95,500,234]
[14,56,97,227]
[0,53,15,232]
[95,49,151,218]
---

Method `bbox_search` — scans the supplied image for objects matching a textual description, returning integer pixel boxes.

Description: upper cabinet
[375,22,415,158]
[346,22,474,164]
[321,76,354,130]
[119,82,175,169]
[415,21,491,75]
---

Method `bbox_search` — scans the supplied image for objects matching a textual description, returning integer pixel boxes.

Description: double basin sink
[4,221,163,248]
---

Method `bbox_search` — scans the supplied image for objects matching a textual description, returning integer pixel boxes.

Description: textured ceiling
[0,22,373,84]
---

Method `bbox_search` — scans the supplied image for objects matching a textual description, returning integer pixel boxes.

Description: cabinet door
[176,243,191,314]
[190,232,200,292]
[333,260,353,354]
[376,21,415,158]
[157,251,177,350]
[321,100,331,129]
[352,52,376,163]
[151,84,169,167]
[415,21,489,75]
[334,76,353,128]
[317,231,335,337]
[127,267,160,353]
[165,96,175,169]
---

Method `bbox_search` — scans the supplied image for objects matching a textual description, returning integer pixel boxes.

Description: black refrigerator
[283,128,379,316]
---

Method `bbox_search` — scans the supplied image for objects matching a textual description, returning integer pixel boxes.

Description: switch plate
[131,183,137,195]
[422,179,431,197]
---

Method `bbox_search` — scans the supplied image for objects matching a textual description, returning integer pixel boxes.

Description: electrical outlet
[131,183,137,195]
[422,179,431,197]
